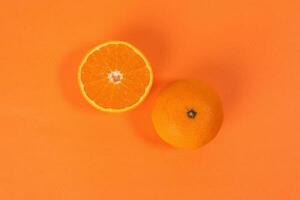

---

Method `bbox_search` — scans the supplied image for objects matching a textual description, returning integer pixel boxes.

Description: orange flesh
[79,42,152,111]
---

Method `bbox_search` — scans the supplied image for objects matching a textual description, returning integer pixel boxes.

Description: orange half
[78,41,153,112]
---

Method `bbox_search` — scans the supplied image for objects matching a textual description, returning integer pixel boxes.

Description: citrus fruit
[78,41,153,112]
[151,80,223,149]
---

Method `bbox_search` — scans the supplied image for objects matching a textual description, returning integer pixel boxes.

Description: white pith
[107,70,123,84]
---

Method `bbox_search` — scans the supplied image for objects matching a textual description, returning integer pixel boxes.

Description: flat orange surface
[1,1,300,199]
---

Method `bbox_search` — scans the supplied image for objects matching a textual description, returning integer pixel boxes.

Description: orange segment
[78,41,153,112]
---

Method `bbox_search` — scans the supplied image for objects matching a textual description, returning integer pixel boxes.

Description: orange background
[1,0,300,199]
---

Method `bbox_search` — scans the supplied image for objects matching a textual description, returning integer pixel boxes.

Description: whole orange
[151,80,223,149]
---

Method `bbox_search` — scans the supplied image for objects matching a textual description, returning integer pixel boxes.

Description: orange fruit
[151,80,223,149]
[78,41,153,112]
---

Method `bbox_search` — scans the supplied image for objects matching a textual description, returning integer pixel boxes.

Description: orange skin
[152,80,223,149]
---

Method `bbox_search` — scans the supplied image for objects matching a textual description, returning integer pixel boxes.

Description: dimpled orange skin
[151,80,223,149]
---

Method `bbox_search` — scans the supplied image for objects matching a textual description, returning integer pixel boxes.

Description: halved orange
[78,41,153,112]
